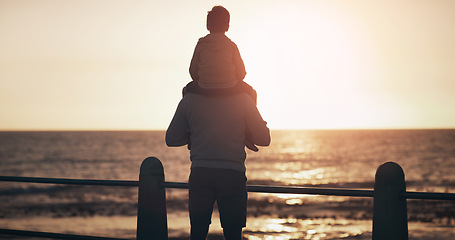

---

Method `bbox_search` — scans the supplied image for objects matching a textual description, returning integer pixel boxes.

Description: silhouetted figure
[167,9,271,240]
[183,5,259,152]
[166,85,270,240]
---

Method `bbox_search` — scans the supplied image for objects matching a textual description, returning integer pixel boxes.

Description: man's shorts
[188,167,247,229]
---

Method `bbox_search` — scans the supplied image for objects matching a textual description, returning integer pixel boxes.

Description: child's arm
[232,43,246,81]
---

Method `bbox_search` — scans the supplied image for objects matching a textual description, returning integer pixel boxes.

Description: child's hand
[245,140,259,152]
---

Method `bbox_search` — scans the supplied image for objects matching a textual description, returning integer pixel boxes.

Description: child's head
[206,6,230,33]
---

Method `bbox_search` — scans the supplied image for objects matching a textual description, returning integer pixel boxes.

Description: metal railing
[1,157,454,240]
[2,176,452,200]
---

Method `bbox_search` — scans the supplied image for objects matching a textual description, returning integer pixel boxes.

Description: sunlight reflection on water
[244,217,370,240]
[252,167,331,185]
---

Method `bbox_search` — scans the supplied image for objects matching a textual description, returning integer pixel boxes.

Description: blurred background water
[0,130,454,239]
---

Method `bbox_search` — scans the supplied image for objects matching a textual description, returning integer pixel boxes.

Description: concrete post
[136,157,168,240]
[373,162,408,240]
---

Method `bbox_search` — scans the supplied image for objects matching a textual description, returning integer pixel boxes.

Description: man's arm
[165,100,189,147]
[245,101,271,147]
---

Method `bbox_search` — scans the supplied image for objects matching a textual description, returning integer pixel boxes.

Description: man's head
[207,6,230,33]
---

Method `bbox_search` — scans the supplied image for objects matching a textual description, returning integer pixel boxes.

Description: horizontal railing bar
[163,182,455,200]
[163,182,374,197]
[403,191,455,200]
[0,228,130,240]
[2,176,454,200]
[163,181,188,189]
[0,176,138,187]
[249,185,375,197]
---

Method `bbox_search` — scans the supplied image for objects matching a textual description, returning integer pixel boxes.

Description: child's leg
[182,86,187,98]
[182,81,194,98]
[239,82,257,105]
[183,81,198,98]
[249,87,257,105]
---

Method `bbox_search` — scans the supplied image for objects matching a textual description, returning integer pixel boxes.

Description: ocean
[0,130,454,239]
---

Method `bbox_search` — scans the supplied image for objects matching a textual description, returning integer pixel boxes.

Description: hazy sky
[1,0,454,130]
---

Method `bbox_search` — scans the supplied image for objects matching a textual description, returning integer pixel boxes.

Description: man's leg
[216,169,247,240]
[189,168,216,240]
[222,227,243,240]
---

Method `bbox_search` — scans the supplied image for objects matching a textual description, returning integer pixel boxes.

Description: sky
[1,0,454,130]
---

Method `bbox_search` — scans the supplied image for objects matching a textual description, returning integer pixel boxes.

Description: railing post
[373,162,408,240]
[137,157,168,240]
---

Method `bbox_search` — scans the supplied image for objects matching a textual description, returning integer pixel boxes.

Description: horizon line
[1,127,455,132]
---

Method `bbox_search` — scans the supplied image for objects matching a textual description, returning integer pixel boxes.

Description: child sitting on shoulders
[183,5,259,151]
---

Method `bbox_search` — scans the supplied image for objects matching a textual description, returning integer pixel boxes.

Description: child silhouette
[183,6,259,152]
